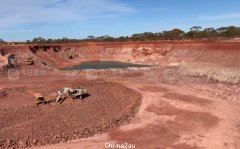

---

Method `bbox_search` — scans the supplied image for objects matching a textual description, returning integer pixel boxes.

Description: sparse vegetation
[0,38,5,44]
[1,26,240,44]
[26,26,240,44]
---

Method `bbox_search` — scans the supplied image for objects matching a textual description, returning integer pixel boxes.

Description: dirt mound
[0,81,141,149]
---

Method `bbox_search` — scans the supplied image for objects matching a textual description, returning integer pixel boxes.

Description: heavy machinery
[56,87,88,103]
[71,88,87,99]
[34,87,87,105]
[34,93,57,106]
[55,87,72,103]
[25,58,34,65]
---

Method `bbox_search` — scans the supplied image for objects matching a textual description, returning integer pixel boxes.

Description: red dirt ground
[0,78,141,148]
[1,41,240,149]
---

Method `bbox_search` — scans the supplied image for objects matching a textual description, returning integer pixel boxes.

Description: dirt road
[1,41,240,148]
[34,75,240,149]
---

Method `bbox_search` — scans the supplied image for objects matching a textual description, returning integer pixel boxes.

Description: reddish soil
[1,41,240,149]
[0,79,141,148]
[110,123,198,149]
[1,41,240,69]
[146,101,218,128]
[162,92,212,106]
[109,85,218,149]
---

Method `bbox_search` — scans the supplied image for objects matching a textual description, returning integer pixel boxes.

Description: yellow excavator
[25,57,34,65]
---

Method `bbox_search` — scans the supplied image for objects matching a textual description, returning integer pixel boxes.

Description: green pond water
[63,61,149,70]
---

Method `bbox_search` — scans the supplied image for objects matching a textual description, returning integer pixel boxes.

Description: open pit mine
[1,41,240,149]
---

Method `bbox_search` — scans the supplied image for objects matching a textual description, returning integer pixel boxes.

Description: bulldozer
[34,87,87,105]
[25,58,34,65]
[34,93,57,106]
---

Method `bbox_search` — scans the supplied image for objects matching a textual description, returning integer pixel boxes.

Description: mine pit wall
[166,42,240,67]
[1,41,240,68]
[26,42,173,68]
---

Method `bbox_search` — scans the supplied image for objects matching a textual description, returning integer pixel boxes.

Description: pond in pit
[63,61,150,70]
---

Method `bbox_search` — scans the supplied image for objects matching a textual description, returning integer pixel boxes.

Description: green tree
[186,26,202,39]
[62,37,69,43]
[46,39,53,43]
[32,37,45,44]
[0,38,5,43]
[26,40,31,44]
[169,29,185,40]
[219,26,240,37]
[87,35,95,41]
[201,28,218,38]
[131,34,141,41]
[190,26,202,32]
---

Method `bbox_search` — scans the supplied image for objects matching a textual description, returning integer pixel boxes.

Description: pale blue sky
[0,0,240,41]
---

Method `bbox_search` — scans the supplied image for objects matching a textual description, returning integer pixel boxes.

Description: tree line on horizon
[1,26,240,44]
